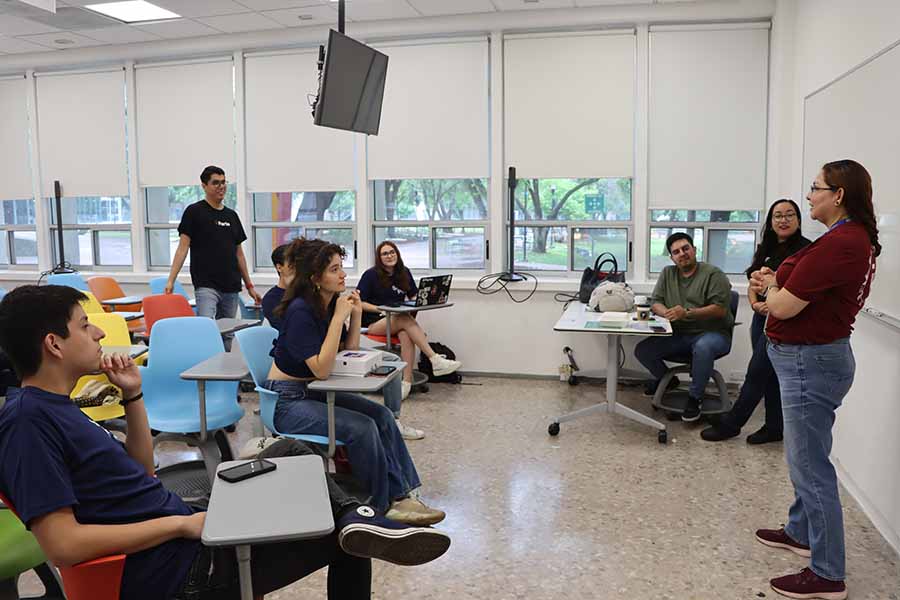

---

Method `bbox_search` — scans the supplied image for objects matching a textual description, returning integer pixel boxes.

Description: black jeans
[174,440,371,600]
[721,312,783,433]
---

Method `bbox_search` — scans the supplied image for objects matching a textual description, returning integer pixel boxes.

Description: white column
[125,61,147,272]
[25,70,51,272]
[355,133,372,274]
[233,50,253,273]
[632,24,650,283]
[489,30,505,274]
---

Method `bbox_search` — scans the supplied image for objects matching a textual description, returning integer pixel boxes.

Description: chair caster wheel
[548,422,560,436]
[568,375,579,386]
[658,430,668,444]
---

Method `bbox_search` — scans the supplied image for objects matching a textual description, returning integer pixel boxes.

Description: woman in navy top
[264,238,446,526]
[357,241,461,403]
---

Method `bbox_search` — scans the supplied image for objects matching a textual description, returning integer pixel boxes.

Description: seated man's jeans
[635,331,731,399]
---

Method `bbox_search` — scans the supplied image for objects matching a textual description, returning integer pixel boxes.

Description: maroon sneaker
[756,527,812,557]
[770,568,847,600]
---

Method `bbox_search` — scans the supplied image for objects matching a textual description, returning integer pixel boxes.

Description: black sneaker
[700,423,740,441]
[337,505,451,566]
[643,376,680,397]
[747,425,783,445]
[682,396,702,422]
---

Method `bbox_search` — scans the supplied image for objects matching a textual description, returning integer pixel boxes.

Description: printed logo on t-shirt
[216,220,231,227]
[857,246,876,308]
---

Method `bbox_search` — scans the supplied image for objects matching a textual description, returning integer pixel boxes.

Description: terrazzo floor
[16,377,900,599]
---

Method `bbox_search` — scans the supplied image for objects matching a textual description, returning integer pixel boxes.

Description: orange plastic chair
[87,277,141,312]
[0,492,125,600]
[142,293,195,336]
[365,333,401,346]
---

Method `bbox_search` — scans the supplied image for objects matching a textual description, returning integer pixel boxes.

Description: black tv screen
[314,29,388,135]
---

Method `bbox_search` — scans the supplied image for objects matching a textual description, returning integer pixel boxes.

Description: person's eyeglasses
[380,250,397,258]
[809,184,836,194]
[208,180,227,188]
[772,212,797,221]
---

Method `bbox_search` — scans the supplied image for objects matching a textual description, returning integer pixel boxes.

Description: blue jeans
[634,331,731,398]
[263,379,420,512]
[721,312,783,433]
[195,287,239,349]
[768,338,855,581]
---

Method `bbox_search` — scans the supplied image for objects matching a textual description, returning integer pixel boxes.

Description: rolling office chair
[651,290,740,417]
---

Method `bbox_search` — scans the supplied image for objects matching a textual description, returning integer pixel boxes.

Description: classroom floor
[18,377,900,599]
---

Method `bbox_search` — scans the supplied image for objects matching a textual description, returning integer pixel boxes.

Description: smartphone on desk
[369,365,397,377]
[218,459,276,483]
[650,325,667,333]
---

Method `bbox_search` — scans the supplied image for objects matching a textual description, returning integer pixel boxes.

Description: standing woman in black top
[357,242,461,401]
[702,199,811,443]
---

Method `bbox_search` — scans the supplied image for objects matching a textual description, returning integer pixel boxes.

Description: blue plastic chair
[238,294,263,321]
[234,325,343,451]
[140,317,244,482]
[0,288,6,301]
[148,277,198,315]
[47,272,89,291]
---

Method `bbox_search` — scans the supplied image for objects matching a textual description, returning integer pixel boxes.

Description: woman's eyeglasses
[772,212,797,222]
[380,250,397,258]
[809,184,836,194]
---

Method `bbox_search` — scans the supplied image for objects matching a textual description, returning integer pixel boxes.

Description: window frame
[0,199,38,268]
[46,197,133,269]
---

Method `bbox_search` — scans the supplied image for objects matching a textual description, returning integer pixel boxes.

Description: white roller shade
[504,32,635,179]
[649,25,769,210]
[367,39,489,180]
[0,77,33,200]
[136,59,235,187]
[36,69,129,198]
[245,51,356,192]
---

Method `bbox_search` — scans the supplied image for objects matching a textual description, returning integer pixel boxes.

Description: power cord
[38,262,76,285]
[476,271,539,303]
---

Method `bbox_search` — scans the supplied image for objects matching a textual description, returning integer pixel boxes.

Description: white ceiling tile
[19,29,107,48]
[261,5,337,27]
[407,0,495,16]
[0,14,60,35]
[75,24,162,42]
[196,11,283,33]
[574,0,650,5]
[133,18,222,38]
[491,0,575,10]
[340,0,419,21]
[147,0,250,18]
[235,0,323,9]
[0,34,54,52]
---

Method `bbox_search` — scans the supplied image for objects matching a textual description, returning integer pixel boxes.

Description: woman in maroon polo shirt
[749,160,880,600]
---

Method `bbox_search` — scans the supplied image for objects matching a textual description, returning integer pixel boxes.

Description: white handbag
[588,281,636,313]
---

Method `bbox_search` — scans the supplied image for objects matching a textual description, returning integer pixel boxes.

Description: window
[649,209,760,274]
[372,178,488,270]
[48,196,132,267]
[251,191,356,270]
[144,185,237,268]
[511,178,632,272]
[0,199,37,266]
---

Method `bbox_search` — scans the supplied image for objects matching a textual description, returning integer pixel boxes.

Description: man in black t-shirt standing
[165,166,262,346]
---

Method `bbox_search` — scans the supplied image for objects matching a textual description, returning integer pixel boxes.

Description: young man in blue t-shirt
[0,285,448,600]
[261,243,291,330]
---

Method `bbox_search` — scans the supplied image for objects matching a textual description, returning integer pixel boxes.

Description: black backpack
[418,342,462,384]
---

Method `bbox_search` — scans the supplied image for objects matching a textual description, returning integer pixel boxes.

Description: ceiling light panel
[84,1,180,23]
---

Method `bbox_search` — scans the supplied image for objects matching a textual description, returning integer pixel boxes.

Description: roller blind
[245,50,356,192]
[136,58,235,187]
[649,25,769,210]
[0,77,33,200]
[366,38,489,180]
[35,68,129,198]
[504,31,635,178]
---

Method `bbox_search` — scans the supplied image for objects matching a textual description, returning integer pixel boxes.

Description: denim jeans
[263,379,420,512]
[768,338,855,581]
[195,287,239,350]
[721,312,783,433]
[634,331,731,398]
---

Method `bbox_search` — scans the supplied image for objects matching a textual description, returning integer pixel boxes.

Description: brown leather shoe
[755,527,811,557]
[385,497,446,526]
[770,568,847,600]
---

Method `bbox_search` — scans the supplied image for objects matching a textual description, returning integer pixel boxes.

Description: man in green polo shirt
[635,232,734,422]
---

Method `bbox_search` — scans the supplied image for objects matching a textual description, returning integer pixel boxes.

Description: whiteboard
[803,39,900,327]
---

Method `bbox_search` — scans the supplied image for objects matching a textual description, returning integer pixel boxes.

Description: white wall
[777,0,900,555]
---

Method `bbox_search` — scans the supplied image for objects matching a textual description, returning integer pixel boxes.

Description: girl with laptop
[357,241,462,402]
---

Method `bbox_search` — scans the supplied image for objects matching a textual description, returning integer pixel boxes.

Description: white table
[308,358,406,460]
[100,295,143,307]
[180,352,250,443]
[203,456,334,600]
[552,303,673,443]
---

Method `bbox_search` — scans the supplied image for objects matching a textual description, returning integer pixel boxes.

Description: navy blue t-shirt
[261,285,286,330]
[271,297,347,379]
[0,387,199,600]
[356,268,417,326]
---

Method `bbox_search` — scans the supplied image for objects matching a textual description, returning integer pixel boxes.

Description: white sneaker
[429,354,461,377]
[401,380,411,400]
[395,419,425,440]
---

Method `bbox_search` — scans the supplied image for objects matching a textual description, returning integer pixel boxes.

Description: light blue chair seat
[46,272,88,291]
[234,326,343,450]
[140,317,244,481]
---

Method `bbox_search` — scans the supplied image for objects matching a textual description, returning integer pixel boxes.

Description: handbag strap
[593,252,619,274]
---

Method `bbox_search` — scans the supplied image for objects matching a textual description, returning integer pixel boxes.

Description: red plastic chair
[142,293,195,336]
[0,492,125,600]
[364,333,401,346]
